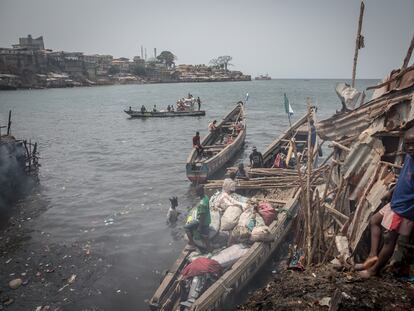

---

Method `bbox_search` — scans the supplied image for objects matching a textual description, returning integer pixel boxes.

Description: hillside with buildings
[0,35,251,90]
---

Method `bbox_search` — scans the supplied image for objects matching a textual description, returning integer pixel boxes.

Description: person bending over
[184,186,212,252]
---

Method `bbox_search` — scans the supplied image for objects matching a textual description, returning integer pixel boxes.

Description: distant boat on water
[254,74,271,80]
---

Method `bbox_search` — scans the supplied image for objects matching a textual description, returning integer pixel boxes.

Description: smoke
[0,140,35,212]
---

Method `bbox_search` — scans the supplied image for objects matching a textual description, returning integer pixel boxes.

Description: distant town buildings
[0,34,251,89]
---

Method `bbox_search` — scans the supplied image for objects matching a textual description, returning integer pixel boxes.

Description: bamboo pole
[351,1,365,88]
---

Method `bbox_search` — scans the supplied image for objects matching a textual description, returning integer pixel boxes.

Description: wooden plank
[149,250,190,307]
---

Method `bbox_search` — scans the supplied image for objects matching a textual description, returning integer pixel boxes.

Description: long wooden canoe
[124,109,206,118]
[186,102,246,183]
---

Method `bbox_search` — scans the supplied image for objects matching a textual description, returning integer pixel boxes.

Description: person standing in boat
[153,105,157,112]
[192,131,204,156]
[197,97,201,111]
[249,146,264,168]
[140,105,146,113]
[167,105,171,112]
[184,185,211,252]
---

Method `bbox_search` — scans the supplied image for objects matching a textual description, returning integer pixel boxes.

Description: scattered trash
[67,274,76,284]
[318,297,331,307]
[8,278,22,289]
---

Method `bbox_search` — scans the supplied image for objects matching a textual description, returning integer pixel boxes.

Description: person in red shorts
[357,126,414,278]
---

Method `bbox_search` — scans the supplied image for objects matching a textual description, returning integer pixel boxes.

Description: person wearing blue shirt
[358,126,414,278]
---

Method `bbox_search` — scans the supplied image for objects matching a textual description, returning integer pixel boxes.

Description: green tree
[132,64,146,76]
[108,66,120,75]
[157,51,177,69]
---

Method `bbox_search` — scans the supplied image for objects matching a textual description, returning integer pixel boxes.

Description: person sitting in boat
[128,106,132,112]
[249,146,264,168]
[171,105,175,112]
[235,119,244,134]
[208,120,218,132]
[236,163,249,180]
[222,171,237,194]
[272,152,286,168]
[184,185,211,252]
[140,105,146,113]
[225,135,234,145]
[192,131,204,156]
[153,105,157,112]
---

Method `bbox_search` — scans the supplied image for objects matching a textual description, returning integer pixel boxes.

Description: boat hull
[186,128,246,183]
[186,103,246,183]
[125,110,205,118]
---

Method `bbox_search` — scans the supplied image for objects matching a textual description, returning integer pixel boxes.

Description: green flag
[284,93,294,116]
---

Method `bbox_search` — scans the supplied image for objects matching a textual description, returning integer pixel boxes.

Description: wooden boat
[149,112,320,311]
[186,102,246,183]
[254,74,271,80]
[148,188,300,311]
[124,109,205,118]
[261,112,319,169]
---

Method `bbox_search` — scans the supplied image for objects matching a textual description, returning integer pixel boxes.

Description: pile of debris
[238,266,414,310]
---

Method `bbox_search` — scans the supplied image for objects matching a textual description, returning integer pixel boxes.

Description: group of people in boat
[134,94,202,114]
[176,94,202,112]
[192,117,245,159]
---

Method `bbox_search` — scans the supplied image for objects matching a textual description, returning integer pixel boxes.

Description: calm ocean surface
[0,79,377,310]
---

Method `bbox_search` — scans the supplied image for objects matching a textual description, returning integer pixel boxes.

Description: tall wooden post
[351,1,365,88]
[401,33,414,71]
[7,110,11,135]
[305,98,313,265]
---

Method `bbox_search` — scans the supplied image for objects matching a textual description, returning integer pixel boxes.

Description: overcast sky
[0,0,413,79]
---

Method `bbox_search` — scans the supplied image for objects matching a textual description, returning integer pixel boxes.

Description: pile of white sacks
[187,191,277,267]
[210,191,275,244]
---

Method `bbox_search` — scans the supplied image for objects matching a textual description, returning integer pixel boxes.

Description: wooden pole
[351,1,365,88]
[305,98,313,266]
[7,110,12,135]
[401,33,414,71]
[397,33,414,88]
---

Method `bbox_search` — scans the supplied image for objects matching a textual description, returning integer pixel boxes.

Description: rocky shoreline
[0,72,251,91]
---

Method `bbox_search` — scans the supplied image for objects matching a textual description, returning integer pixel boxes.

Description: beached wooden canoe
[124,109,206,118]
[186,102,246,183]
[148,188,300,311]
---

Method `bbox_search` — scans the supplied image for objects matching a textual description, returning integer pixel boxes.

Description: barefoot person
[184,185,211,252]
[358,127,414,278]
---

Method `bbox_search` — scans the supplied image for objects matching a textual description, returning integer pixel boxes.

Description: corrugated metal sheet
[317,92,413,142]
[342,133,384,200]
[347,173,389,251]
[317,65,414,142]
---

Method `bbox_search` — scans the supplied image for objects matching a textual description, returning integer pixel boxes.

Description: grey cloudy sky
[1,0,413,79]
